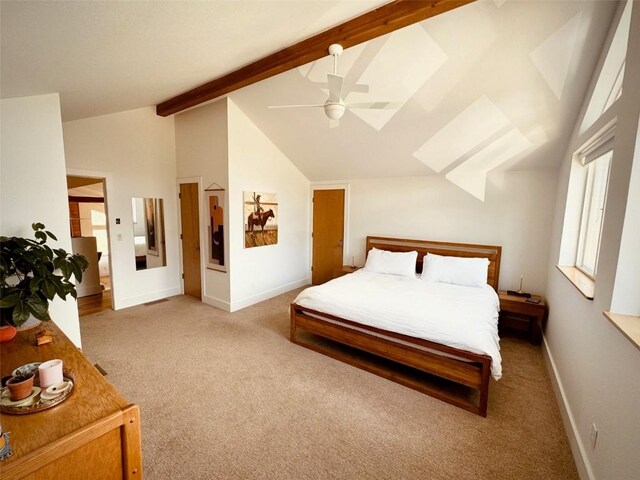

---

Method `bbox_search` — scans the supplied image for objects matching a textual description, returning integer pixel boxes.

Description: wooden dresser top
[0,322,128,462]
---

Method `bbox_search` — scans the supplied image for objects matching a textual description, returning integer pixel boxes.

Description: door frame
[177,177,205,297]
[66,167,116,310]
[309,184,350,274]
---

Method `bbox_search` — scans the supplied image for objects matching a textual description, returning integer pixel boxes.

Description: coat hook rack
[205,182,225,192]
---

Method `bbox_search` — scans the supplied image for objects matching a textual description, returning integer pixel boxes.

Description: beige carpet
[80,291,578,480]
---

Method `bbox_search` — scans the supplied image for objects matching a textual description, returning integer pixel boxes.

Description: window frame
[575,151,612,279]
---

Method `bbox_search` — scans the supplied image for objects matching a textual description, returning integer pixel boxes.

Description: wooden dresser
[0,323,142,479]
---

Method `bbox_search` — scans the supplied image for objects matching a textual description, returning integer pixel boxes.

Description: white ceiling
[1,1,619,198]
[230,0,619,192]
[0,0,387,121]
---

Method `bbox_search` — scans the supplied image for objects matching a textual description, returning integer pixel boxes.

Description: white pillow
[421,253,489,288]
[363,248,418,277]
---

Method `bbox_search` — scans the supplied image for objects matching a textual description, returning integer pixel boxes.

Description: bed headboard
[365,236,502,291]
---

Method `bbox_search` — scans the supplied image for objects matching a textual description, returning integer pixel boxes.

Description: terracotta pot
[6,373,34,401]
[0,325,17,343]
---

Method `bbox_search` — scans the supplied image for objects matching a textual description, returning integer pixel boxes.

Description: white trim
[229,277,309,312]
[542,336,594,480]
[576,121,616,165]
[177,177,205,298]
[202,293,231,312]
[310,183,351,271]
[575,152,612,277]
[66,167,115,311]
[116,287,181,310]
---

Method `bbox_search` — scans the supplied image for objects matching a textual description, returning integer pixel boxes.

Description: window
[576,149,612,278]
[557,123,616,299]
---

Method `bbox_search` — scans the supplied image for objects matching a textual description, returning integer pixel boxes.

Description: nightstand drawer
[499,297,545,317]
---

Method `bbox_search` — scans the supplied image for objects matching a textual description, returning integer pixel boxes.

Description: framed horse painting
[243,191,278,248]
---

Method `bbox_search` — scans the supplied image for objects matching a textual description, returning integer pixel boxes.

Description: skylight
[580,0,631,133]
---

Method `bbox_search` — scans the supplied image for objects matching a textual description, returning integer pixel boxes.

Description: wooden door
[179,183,202,300]
[312,189,345,284]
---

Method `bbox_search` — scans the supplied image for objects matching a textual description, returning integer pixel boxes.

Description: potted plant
[6,372,35,401]
[0,223,89,333]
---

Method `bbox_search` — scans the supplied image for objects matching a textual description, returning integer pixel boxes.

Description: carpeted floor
[79,291,578,480]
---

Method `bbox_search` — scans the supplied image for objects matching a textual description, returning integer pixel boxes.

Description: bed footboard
[290,303,491,417]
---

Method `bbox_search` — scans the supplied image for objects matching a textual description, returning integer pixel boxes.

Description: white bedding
[293,270,502,379]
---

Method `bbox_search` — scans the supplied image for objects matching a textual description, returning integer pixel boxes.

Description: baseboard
[115,286,181,310]
[542,336,594,480]
[76,284,103,297]
[230,278,309,312]
[202,294,231,312]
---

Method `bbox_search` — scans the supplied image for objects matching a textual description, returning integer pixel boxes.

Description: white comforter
[294,270,502,379]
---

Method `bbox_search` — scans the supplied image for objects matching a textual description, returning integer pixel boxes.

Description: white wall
[544,2,640,479]
[175,99,230,310]
[336,170,556,294]
[63,107,181,309]
[0,94,82,346]
[78,202,110,276]
[610,115,640,315]
[227,99,310,310]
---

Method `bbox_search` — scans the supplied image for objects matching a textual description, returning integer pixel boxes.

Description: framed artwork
[244,191,278,248]
[145,198,158,256]
[206,191,226,272]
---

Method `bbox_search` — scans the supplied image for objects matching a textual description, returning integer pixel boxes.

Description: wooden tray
[0,374,74,415]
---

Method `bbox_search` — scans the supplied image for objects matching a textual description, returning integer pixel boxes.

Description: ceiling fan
[268,44,397,127]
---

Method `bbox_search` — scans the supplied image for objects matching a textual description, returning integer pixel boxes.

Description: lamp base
[507,290,531,298]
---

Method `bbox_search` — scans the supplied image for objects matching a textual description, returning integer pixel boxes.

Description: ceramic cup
[38,359,63,388]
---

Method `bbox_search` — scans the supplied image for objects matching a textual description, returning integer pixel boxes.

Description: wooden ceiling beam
[156,0,474,116]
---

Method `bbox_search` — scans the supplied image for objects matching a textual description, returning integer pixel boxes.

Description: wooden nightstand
[332,265,360,279]
[498,290,547,345]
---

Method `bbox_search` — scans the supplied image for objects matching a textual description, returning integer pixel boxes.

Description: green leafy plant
[0,223,89,327]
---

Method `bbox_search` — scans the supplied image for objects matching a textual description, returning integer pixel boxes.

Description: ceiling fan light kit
[324,102,345,120]
[268,43,395,126]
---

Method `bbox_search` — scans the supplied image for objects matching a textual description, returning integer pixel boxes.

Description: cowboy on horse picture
[244,191,278,248]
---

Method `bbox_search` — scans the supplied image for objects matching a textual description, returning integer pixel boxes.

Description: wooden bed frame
[290,236,502,417]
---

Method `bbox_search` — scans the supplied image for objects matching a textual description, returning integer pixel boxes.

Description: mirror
[132,197,167,270]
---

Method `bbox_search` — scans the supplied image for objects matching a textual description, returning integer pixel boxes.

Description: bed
[290,236,502,416]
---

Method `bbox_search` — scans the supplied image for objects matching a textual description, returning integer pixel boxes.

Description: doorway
[179,182,202,300]
[66,175,113,316]
[312,188,346,284]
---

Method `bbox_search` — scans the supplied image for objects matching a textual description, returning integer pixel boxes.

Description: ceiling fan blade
[327,73,344,102]
[346,101,401,110]
[309,80,369,94]
[268,104,325,109]
[350,84,370,94]
[329,118,340,129]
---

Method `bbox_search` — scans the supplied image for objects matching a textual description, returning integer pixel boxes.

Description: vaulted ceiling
[230,0,618,192]
[1,1,620,198]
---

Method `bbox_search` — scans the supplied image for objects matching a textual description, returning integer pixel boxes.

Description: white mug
[38,359,63,388]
